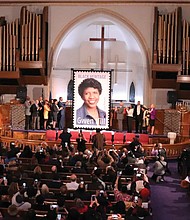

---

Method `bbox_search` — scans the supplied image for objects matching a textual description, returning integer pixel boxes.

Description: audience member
[12,192,31,211]
[19,145,33,158]
[72,161,87,173]
[152,155,167,182]
[92,129,106,150]
[59,128,72,150]
[65,174,79,191]
[72,198,88,214]
[41,184,54,199]
[76,132,87,153]
[74,182,91,201]
[2,204,23,220]
[114,174,132,202]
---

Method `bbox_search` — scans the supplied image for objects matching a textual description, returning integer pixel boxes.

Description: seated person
[71,161,87,174]
[74,182,91,201]
[3,204,23,219]
[40,184,55,199]
[65,174,79,191]
[12,192,31,211]
[32,194,50,211]
[19,145,33,158]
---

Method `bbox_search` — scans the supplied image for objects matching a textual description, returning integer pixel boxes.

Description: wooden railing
[1,136,190,159]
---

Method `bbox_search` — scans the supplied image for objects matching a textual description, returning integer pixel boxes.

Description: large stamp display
[73,69,111,129]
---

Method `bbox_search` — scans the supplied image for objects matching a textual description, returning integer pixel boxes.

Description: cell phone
[117,171,122,176]
[34,179,38,184]
[112,214,118,220]
[136,173,142,178]
[134,196,138,203]
[142,202,148,209]
[50,204,58,210]
[91,195,96,201]
[3,176,6,181]
[23,182,26,188]
[57,214,61,220]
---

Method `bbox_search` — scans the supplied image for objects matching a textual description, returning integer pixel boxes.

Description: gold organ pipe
[186,22,189,75]
[158,15,162,63]
[2,25,5,70]
[35,15,39,60]
[0,26,2,70]
[32,13,35,61]
[174,9,178,64]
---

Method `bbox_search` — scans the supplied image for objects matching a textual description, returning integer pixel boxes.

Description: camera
[112,214,118,220]
[99,190,104,196]
[91,195,96,201]
[57,214,61,220]
[117,171,122,176]
[134,196,138,203]
[50,204,58,210]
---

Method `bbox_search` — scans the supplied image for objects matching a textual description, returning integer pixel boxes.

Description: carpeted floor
[148,160,190,220]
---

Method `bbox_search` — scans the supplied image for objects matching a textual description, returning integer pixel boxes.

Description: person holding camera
[114,172,132,202]
[152,155,168,182]
[126,196,150,219]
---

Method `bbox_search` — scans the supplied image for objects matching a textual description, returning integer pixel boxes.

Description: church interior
[0,1,190,220]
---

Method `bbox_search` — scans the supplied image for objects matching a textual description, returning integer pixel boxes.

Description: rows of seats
[46,129,149,145]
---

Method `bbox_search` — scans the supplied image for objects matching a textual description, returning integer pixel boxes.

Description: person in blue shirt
[76,78,106,126]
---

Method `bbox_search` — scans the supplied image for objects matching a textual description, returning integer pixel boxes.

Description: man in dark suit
[133,101,143,133]
[57,97,66,130]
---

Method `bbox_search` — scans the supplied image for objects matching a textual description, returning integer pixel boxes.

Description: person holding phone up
[114,171,132,202]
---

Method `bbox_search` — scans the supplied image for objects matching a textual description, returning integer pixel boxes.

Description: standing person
[24,96,31,130]
[58,97,65,130]
[92,129,106,150]
[116,101,125,131]
[43,99,51,130]
[59,128,72,149]
[76,78,106,126]
[149,104,156,135]
[126,104,134,133]
[51,99,60,129]
[38,96,44,130]
[30,99,40,130]
[76,132,87,153]
[133,101,143,133]
[142,105,149,134]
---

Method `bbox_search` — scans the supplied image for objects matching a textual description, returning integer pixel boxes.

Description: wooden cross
[90,26,116,70]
